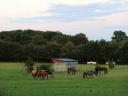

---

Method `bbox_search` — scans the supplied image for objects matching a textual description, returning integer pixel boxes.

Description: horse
[67,67,76,75]
[36,70,48,80]
[95,66,108,75]
[32,70,48,80]
[83,71,97,79]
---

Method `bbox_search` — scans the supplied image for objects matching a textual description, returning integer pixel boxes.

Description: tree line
[0,29,128,64]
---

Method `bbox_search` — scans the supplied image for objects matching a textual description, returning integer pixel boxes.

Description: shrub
[37,64,54,72]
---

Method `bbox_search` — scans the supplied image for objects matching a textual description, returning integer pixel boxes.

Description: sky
[0,0,128,40]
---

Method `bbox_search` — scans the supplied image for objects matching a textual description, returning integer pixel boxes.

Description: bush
[37,64,54,72]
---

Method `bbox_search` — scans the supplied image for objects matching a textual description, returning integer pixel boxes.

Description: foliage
[0,29,128,64]
[108,60,115,69]
[37,64,53,72]
[112,31,128,42]
[24,57,34,73]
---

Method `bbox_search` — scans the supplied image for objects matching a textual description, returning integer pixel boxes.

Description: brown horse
[32,70,48,80]
[67,67,76,75]
[83,71,97,79]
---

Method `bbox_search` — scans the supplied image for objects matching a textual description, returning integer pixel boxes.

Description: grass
[0,63,128,96]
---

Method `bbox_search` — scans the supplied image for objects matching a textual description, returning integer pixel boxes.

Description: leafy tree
[33,45,48,61]
[112,31,128,42]
[108,60,115,69]
[24,57,34,73]
[31,35,47,45]
[61,41,75,57]
[46,41,61,58]
[118,40,128,64]
[51,34,69,44]
[0,40,23,61]
[22,43,36,59]
[71,44,87,63]
[70,33,88,45]
[85,41,100,62]
[0,29,127,64]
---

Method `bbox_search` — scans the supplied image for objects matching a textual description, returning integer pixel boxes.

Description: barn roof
[52,58,78,62]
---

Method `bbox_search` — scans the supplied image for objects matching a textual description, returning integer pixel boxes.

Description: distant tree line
[0,29,128,64]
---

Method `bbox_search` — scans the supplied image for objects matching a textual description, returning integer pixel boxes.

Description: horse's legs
[37,76,40,80]
[46,75,48,79]
[34,76,37,80]
[42,75,44,80]
[73,70,75,75]
[85,74,88,78]
[68,68,70,74]
[83,73,85,78]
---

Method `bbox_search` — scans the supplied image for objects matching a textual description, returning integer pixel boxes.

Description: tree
[70,33,88,45]
[0,40,23,61]
[46,41,61,58]
[117,40,128,64]
[61,41,75,57]
[51,34,69,45]
[85,41,101,63]
[33,45,48,61]
[112,31,128,42]
[111,31,128,63]
[71,44,87,63]
[24,57,34,73]
[31,35,47,45]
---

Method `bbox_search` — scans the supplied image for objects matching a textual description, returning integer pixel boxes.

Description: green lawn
[0,63,128,96]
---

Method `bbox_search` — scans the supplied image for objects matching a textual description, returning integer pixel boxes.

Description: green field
[0,63,128,96]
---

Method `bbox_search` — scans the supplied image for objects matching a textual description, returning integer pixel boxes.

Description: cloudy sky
[0,0,128,40]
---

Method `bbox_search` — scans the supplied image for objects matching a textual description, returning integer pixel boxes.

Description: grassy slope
[0,63,128,96]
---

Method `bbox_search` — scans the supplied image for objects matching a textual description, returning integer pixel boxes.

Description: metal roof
[52,58,78,62]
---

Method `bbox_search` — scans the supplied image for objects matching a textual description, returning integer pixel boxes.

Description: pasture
[0,63,128,96]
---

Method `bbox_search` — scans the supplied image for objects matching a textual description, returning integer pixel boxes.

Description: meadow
[0,63,128,96]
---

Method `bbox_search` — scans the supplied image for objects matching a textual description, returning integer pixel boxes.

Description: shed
[52,58,78,72]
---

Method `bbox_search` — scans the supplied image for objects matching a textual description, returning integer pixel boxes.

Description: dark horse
[95,66,108,75]
[67,67,76,75]
[32,70,49,80]
[83,71,97,79]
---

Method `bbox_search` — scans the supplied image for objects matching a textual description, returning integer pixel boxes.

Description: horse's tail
[67,68,70,74]
[45,71,49,79]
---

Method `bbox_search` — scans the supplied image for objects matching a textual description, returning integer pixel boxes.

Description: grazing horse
[95,66,108,75]
[32,70,48,80]
[36,70,48,79]
[67,67,76,75]
[83,71,97,79]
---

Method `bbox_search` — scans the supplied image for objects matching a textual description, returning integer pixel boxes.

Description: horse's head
[32,70,38,75]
